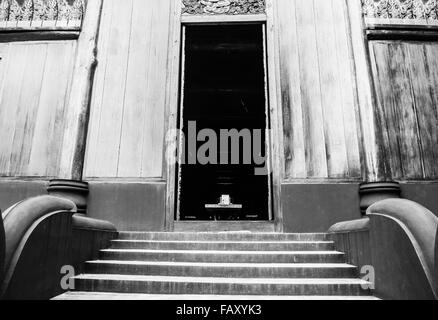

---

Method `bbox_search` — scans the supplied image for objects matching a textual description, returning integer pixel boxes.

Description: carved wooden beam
[58,0,102,180]
[362,0,438,28]
[362,0,438,20]
[0,0,85,30]
[182,0,265,15]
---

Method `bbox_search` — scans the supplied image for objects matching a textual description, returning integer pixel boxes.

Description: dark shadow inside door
[177,24,271,221]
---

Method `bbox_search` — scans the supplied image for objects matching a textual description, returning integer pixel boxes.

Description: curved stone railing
[0,195,118,299]
[328,198,438,299]
[1,195,76,299]
[71,214,118,274]
[368,199,438,299]
[328,218,373,272]
[0,0,86,29]
[1,195,76,274]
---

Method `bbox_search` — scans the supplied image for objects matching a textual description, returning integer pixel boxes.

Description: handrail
[1,195,76,276]
[328,217,370,233]
[73,214,117,232]
[368,199,438,298]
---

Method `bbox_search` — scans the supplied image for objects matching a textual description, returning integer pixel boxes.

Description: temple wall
[0,40,77,177]
[83,0,172,179]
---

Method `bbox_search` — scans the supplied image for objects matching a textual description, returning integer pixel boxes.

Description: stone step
[109,240,335,251]
[85,261,358,278]
[118,232,327,242]
[54,292,380,300]
[100,249,346,263]
[73,274,371,296]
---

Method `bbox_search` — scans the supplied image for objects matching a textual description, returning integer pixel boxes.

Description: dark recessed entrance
[176,24,272,222]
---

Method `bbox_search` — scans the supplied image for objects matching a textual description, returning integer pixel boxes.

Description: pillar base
[359,182,401,215]
[47,180,89,214]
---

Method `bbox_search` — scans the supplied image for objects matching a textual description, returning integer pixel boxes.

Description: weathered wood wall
[277,0,362,180]
[0,40,77,177]
[369,41,438,180]
[84,0,172,179]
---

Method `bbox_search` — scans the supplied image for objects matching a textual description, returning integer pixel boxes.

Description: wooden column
[58,0,104,180]
[346,0,400,212]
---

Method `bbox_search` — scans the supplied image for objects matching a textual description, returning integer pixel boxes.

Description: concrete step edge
[101,249,344,255]
[53,292,379,300]
[111,240,334,244]
[86,260,355,268]
[73,274,370,285]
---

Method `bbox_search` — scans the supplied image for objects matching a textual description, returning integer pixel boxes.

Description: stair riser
[119,233,328,242]
[75,279,369,296]
[85,263,357,278]
[110,242,335,251]
[100,252,345,263]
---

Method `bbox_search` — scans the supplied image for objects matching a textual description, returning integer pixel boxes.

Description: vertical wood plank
[117,0,152,177]
[10,43,48,176]
[425,45,438,172]
[0,44,28,175]
[425,44,438,124]
[295,0,328,178]
[85,0,171,179]
[0,43,9,93]
[387,43,423,179]
[92,0,133,177]
[406,44,438,178]
[0,44,11,169]
[27,42,76,177]
[370,42,404,179]
[277,0,306,179]
[346,0,385,181]
[140,0,171,178]
[84,0,114,177]
[314,0,349,178]
[331,0,361,177]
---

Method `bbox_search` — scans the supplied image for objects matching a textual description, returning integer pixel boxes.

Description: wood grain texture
[84,0,172,179]
[370,41,438,180]
[277,0,361,180]
[0,41,77,177]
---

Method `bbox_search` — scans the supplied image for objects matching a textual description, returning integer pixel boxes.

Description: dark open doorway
[176,23,272,222]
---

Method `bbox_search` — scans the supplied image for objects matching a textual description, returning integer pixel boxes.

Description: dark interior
[178,24,270,221]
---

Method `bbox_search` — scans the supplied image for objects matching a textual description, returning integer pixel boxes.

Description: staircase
[55,232,378,300]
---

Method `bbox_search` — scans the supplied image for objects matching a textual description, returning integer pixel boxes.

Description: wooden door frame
[164,0,284,232]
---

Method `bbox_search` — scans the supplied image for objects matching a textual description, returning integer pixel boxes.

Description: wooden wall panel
[0,41,77,177]
[84,0,172,179]
[277,0,362,180]
[370,41,438,180]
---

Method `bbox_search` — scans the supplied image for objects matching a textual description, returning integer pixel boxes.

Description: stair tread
[65,232,375,298]
[74,274,369,285]
[119,232,327,235]
[112,240,333,244]
[87,260,355,268]
[102,249,344,255]
[54,292,379,300]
